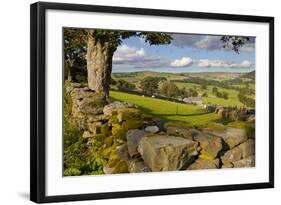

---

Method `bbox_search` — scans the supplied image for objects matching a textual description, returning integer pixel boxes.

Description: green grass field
[110,90,221,126]
[112,71,255,107]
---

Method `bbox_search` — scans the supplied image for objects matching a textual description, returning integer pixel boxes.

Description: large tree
[86,30,172,98]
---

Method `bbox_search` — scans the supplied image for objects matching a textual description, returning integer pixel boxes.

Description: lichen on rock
[138,134,199,171]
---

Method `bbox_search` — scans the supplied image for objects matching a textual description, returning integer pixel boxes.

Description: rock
[76,92,107,115]
[203,126,248,149]
[128,160,151,173]
[247,115,255,123]
[217,108,228,118]
[222,163,234,168]
[82,131,92,139]
[238,139,255,158]
[188,158,220,170]
[166,126,198,140]
[145,126,159,133]
[205,104,216,112]
[103,101,135,116]
[117,144,130,161]
[194,133,222,160]
[232,155,255,168]
[87,114,110,123]
[221,147,242,165]
[238,114,250,121]
[126,129,147,157]
[215,106,223,113]
[103,166,115,174]
[228,110,239,121]
[88,121,102,133]
[103,160,128,174]
[137,135,198,171]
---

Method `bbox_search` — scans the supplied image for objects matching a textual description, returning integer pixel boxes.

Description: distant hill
[112,71,243,81]
[241,71,255,80]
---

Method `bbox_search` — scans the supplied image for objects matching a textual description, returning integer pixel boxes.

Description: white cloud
[113,44,145,63]
[113,44,170,68]
[197,59,254,68]
[170,57,193,67]
[240,60,253,68]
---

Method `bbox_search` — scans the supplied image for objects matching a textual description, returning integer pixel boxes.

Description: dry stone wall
[65,83,255,175]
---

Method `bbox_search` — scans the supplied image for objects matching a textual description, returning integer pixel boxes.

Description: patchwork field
[112,71,255,107]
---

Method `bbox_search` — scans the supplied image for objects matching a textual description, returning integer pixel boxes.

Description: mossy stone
[112,124,127,140]
[122,120,143,130]
[113,161,128,173]
[104,136,113,147]
[116,108,143,122]
[108,115,120,126]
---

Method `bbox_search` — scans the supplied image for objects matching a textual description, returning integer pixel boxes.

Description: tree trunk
[87,34,114,98]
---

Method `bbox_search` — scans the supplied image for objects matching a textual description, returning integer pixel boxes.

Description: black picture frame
[30,2,274,203]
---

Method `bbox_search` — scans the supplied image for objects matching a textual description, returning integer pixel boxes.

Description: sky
[112,33,255,73]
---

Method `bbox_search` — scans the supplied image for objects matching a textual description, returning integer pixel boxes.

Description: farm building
[183,97,202,105]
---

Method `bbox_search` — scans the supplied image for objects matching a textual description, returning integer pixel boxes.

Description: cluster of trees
[212,87,229,100]
[159,81,199,98]
[111,79,136,90]
[238,92,255,107]
[138,77,200,98]
[64,29,87,82]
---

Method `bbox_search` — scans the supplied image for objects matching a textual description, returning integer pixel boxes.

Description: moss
[116,108,143,122]
[199,153,214,161]
[101,123,110,136]
[111,124,127,140]
[227,121,246,128]
[104,136,113,147]
[227,121,255,138]
[108,115,120,126]
[64,168,81,176]
[113,161,128,173]
[206,123,226,131]
[102,144,117,157]
[108,157,119,167]
[122,120,142,130]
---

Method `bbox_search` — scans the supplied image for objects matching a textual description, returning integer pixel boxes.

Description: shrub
[160,81,179,97]
[116,79,136,90]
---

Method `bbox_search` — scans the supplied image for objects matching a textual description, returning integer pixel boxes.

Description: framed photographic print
[30,2,274,203]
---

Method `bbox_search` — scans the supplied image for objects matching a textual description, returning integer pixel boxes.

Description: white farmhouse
[183,97,202,105]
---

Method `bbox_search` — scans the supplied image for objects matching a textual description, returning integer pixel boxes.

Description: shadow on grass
[154,112,213,117]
